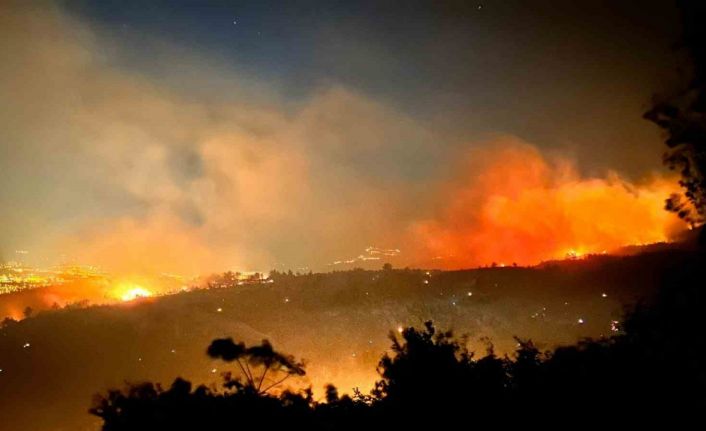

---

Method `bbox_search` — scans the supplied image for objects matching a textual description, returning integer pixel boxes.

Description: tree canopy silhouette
[374,321,504,411]
[645,0,706,229]
[91,252,706,430]
[207,338,305,394]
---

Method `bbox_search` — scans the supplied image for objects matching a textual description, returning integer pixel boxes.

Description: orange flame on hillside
[112,282,153,302]
[413,141,686,268]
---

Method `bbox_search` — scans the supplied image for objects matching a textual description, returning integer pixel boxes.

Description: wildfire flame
[116,284,153,302]
[413,140,687,268]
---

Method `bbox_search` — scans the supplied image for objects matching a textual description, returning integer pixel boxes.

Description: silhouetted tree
[645,1,706,229]
[507,337,542,398]
[207,338,305,394]
[372,321,508,426]
[90,377,317,431]
[324,383,339,404]
[91,340,313,431]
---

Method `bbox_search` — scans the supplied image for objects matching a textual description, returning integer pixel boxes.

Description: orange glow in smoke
[414,141,687,268]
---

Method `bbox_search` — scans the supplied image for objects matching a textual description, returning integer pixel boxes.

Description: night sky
[0,1,686,272]
[66,0,681,173]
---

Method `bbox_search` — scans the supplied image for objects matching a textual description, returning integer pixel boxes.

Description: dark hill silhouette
[0,248,702,430]
[89,252,706,429]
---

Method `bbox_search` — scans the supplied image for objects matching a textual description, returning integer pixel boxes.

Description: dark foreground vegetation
[90,252,705,430]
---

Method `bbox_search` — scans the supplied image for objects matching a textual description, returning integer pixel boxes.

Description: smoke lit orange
[413,140,686,268]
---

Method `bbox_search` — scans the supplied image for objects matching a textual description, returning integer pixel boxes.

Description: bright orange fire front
[113,282,153,302]
[414,141,687,268]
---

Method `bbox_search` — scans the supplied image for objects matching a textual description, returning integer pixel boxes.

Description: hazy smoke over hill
[0,2,685,274]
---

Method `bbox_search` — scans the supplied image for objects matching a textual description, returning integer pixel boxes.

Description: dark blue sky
[64,0,682,176]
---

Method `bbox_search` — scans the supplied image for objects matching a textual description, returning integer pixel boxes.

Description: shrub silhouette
[91,253,706,429]
[372,321,507,424]
[91,340,314,431]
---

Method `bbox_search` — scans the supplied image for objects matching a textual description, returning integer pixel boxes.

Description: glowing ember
[611,320,620,332]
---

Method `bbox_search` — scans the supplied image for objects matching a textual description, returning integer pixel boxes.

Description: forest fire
[115,283,153,302]
[414,142,687,268]
[3,0,706,429]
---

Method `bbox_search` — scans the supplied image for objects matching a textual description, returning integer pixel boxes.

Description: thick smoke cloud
[0,2,684,275]
[1,3,430,273]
